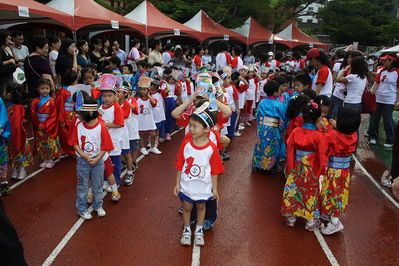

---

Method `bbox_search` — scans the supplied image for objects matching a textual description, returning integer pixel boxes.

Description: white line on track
[10,159,61,191]
[191,245,200,266]
[43,129,182,265]
[313,229,340,266]
[354,156,399,209]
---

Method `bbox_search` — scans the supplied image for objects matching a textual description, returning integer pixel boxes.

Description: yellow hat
[138,76,152,88]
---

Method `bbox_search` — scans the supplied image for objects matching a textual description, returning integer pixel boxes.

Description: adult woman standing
[369,53,399,148]
[55,38,78,79]
[48,36,61,77]
[77,40,90,67]
[337,56,368,113]
[89,38,107,72]
[24,36,54,98]
[306,48,333,97]
[100,39,112,60]
[0,30,16,86]
[243,49,255,66]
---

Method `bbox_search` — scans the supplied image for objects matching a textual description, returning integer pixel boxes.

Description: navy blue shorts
[121,149,130,155]
[178,192,213,204]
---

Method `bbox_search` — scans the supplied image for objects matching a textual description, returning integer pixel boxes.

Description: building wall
[297,3,324,24]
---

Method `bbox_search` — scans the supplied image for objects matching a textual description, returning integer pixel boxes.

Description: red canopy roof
[233,17,290,46]
[277,22,329,50]
[46,0,145,33]
[0,0,74,29]
[184,10,246,43]
[125,0,200,38]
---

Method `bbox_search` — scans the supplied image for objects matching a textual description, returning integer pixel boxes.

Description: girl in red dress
[281,101,328,231]
[4,83,33,179]
[31,79,61,168]
[320,107,360,235]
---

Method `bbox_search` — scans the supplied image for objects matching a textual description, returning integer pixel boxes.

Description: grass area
[363,110,399,168]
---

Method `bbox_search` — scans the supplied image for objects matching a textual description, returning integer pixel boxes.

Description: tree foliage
[318,0,398,46]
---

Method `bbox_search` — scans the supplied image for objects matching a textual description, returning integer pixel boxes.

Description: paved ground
[2,122,399,266]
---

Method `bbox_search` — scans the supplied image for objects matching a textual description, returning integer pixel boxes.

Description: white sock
[110,184,118,192]
[195,224,203,232]
[127,170,133,176]
[330,216,339,225]
[183,225,191,232]
[88,187,93,196]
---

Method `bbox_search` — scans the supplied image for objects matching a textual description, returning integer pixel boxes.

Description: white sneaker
[11,168,19,180]
[103,182,112,193]
[18,167,27,179]
[238,124,245,131]
[383,143,393,148]
[369,139,377,145]
[96,208,106,217]
[140,147,149,155]
[321,220,344,235]
[180,229,192,246]
[80,212,93,220]
[150,147,162,155]
[234,132,241,137]
[194,230,205,246]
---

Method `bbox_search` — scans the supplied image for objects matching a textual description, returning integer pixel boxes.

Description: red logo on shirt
[184,157,202,179]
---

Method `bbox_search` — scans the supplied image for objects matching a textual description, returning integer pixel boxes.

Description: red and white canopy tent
[233,17,289,47]
[46,0,145,35]
[125,0,200,40]
[0,0,73,29]
[277,21,329,50]
[184,10,246,43]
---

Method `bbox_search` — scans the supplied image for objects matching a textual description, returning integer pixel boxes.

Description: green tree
[318,0,396,46]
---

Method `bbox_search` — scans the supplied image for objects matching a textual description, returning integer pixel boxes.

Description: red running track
[2,124,399,265]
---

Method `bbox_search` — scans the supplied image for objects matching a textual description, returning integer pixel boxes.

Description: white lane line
[353,156,399,209]
[10,159,61,191]
[43,129,183,265]
[313,229,340,266]
[191,245,200,266]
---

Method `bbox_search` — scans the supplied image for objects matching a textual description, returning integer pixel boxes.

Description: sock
[127,170,133,176]
[110,184,118,192]
[87,187,93,196]
[330,216,339,225]
[195,224,203,232]
[183,225,191,232]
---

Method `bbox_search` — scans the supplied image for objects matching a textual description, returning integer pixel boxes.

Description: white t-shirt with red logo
[99,103,124,156]
[312,65,333,97]
[70,120,114,161]
[126,97,139,140]
[150,92,166,123]
[136,97,157,131]
[175,139,225,201]
[375,68,399,104]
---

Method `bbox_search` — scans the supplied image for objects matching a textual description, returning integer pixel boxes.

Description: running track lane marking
[191,245,200,266]
[313,229,340,266]
[354,156,399,209]
[43,129,183,265]
[10,159,61,191]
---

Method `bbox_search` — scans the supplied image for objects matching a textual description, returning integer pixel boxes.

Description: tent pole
[72,31,77,42]
[145,36,149,53]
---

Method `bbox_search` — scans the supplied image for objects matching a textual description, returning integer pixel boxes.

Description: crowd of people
[0,28,399,248]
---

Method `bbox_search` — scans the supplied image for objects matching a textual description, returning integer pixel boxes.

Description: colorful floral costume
[56,86,76,155]
[6,103,33,169]
[320,130,357,217]
[0,98,11,182]
[31,96,61,161]
[281,124,328,220]
[252,96,286,170]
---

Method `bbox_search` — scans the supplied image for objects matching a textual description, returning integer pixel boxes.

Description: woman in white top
[201,48,212,65]
[368,53,399,147]
[337,56,368,113]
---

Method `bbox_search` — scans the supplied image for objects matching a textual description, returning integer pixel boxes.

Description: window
[309,7,314,11]
[307,19,313,23]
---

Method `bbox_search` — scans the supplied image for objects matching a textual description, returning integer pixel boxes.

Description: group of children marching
[0,46,363,247]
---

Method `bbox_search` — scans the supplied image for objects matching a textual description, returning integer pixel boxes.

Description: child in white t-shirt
[150,78,167,145]
[174,109,225,246]
[136,77,160,155]
[70,94,114,220]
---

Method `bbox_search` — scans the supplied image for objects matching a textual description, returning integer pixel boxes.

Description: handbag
[361,89,377,114]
